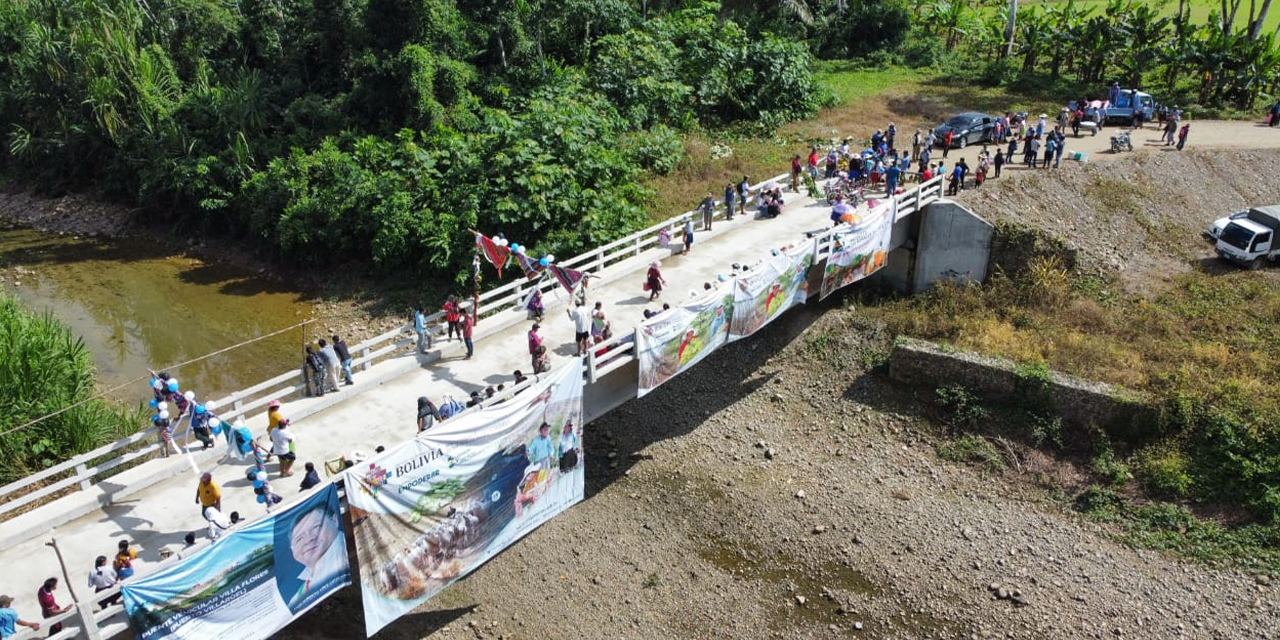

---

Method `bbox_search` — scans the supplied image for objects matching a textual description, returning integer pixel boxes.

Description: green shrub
[1074,485,1123,521]
[935,384,987,428]
[1135,444,1194,498]
[936,434,1004,473]
[1090,447,1134,486]
[0,294,142,483]
[622,125,684,176]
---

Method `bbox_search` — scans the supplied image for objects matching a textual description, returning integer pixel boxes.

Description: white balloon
[517,245,527,255]
[183,390,196,401]
[169,378,179,388]
[204,399,219,411]
[156,401,167,412]
[209,417,221,428]
[158,409,170,420]
[151,379,162,390]
[546,254,556,263]
[234,419,245,427]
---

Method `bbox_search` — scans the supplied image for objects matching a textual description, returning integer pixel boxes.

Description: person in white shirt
[87,556,121,609]
[271,419,297,476]
[567,300,591,357]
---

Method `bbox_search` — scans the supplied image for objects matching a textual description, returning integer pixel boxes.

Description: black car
[932,112,996,149]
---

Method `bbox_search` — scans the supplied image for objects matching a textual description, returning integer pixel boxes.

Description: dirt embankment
[954,145,1280,293]
[282,307,1275,640]
[0,186,135,237]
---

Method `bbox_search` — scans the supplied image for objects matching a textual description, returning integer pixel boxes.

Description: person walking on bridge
[736,176,750,216]
[460,311,474,359]
[528,324,544,371]
[35,579,70,635]
[646,262,666,301]
[724,183,736,221]
[88,556,121,609]
[0,595,40,636]
[196,472,221,515]
[568,300,591,357]
[443,296,462,341]
[413,307,430,354]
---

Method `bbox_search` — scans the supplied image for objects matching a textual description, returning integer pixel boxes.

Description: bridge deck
[2,178,868,622]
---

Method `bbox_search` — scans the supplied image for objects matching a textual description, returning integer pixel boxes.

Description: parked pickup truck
[1216,205,1280,267]
[1104,90,1155,125]
[1206,209,1249,239]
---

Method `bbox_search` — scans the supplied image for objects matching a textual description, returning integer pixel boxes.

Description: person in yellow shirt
[267,399,283,433]
[195,472,221,515]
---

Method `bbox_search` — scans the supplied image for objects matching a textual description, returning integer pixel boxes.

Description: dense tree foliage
[0,0,818,281]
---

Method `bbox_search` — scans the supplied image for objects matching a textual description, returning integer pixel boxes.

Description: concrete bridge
[0,172,992,640]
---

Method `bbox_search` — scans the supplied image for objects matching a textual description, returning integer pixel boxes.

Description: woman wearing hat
[1036,114,1047,138]
[267,399,284,433]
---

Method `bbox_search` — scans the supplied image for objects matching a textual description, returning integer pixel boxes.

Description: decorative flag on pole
[514,252,544,279]
[547,264,586,295]
[475,233,511,277]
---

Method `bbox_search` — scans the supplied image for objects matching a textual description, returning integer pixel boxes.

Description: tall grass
[0,293,141,484]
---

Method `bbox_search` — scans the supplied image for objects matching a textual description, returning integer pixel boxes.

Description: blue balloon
[148,399,159,408]
[256,494,266,504]
[195,404,206,414]
[167,380,179,392]
[252,479,265,490]
[510,243,520,253]
[211,424,221,436]
[539,257,550,267]
[150,414,161,424]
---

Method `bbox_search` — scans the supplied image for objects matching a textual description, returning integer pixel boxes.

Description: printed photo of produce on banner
[345,359,585,636]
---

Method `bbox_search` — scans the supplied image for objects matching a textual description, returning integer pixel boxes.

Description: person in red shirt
[807,148,819,181]
[37,578,71,633]
[442,295,462,341]
[922,165,934,181]
[790,154,803,192]
[942,130,953,157]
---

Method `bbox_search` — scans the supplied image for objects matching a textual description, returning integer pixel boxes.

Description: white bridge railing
[0,172,944,522]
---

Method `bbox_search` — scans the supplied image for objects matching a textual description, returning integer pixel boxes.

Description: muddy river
[0,227,316,403]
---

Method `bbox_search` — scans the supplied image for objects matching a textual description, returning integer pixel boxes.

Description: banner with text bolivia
[345,359,585,636]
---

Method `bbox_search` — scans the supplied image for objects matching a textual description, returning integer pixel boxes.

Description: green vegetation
[936,434,1005,473]
[1074,486,1280,571]
[0,293,141,483]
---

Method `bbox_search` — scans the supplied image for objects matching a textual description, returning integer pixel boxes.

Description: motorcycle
[1110,131,1133,153]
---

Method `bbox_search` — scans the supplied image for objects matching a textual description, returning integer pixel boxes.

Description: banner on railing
[729,240,815,341]
[819,199,896,300]
[121,485,349,640]
[636,284,734,397]
[346,359,585,637]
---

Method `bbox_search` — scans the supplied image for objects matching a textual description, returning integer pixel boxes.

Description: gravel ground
[952,144,1280,294]
[279,305,1277,640]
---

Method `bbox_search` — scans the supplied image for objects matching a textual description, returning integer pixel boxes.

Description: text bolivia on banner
[345,359,586,636]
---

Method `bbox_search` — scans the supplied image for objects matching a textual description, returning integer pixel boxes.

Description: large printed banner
[636,284,734,397]
[346,359,585,636]
[819,198,897,300]
[728,240,815,341]
[122,485,350,640]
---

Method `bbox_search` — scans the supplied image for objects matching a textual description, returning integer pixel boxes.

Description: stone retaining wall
[888,337,1159,446]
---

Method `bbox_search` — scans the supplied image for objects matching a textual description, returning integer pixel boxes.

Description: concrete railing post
[634,235,642,257]
[361,346,372,371]
[77,602,103,640]
[75,463,91,491]
[586,350,598,384]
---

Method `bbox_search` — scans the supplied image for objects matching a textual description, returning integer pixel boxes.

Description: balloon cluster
[539,254,556,267]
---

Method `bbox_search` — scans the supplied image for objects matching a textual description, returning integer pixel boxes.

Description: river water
[0,227,316,403]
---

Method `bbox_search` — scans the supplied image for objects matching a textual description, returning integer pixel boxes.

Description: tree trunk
[1227,0,1244,33]
[498,33,507,70]
[1250,0,1273,38]
[1176,0,1187,48]
[1004,0,1018,59]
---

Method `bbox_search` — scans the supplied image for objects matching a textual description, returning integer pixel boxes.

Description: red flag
[514,252,544,279]
[475,233,510,277]
[547,264,585,295]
